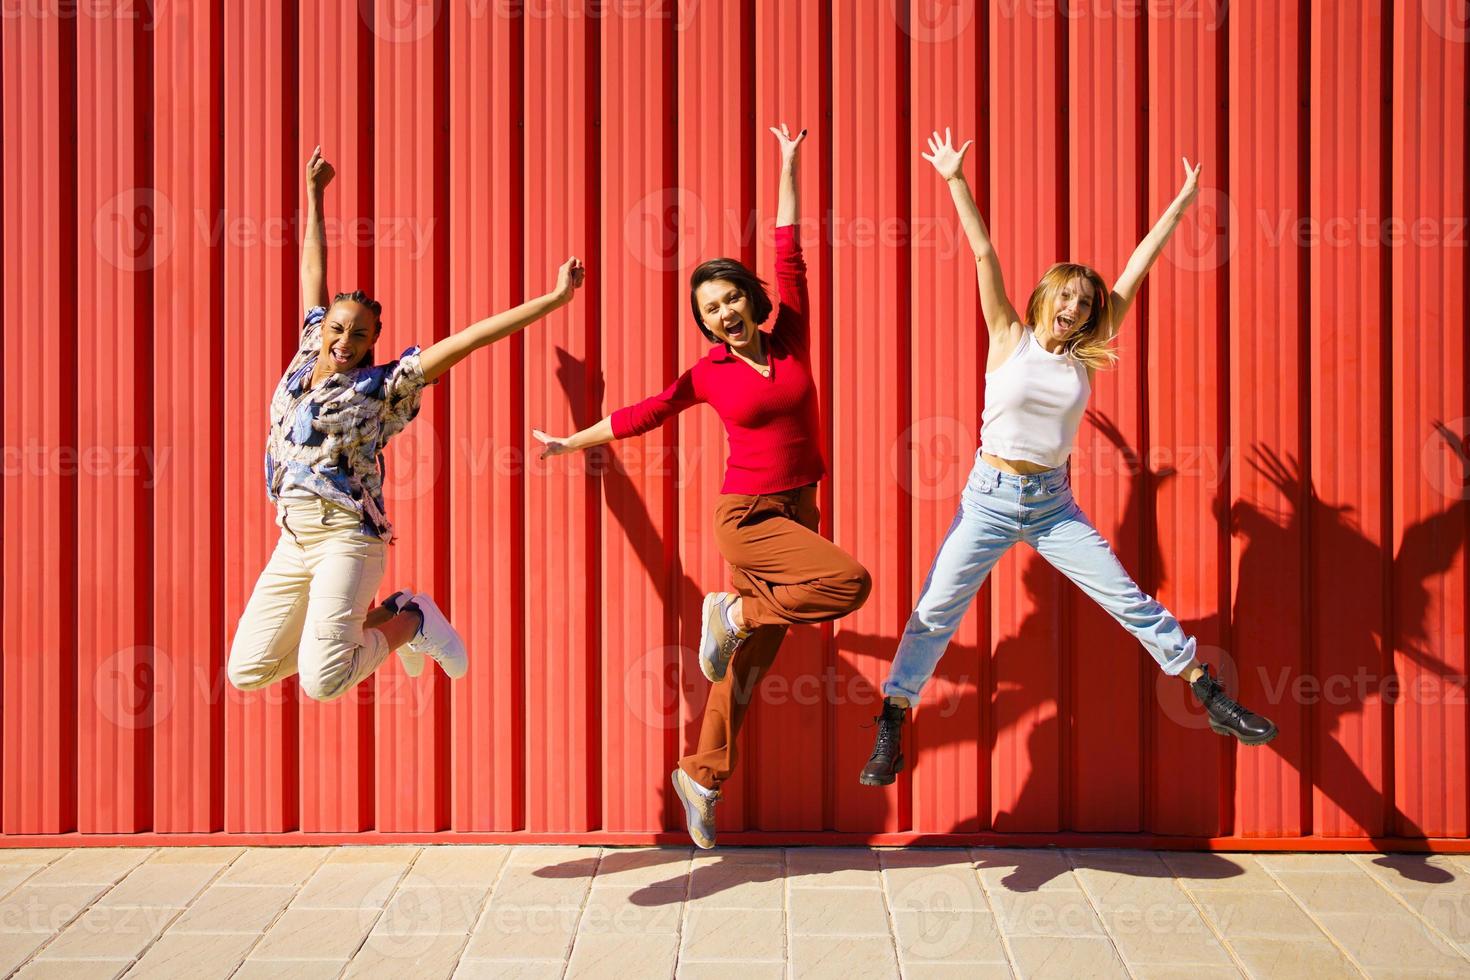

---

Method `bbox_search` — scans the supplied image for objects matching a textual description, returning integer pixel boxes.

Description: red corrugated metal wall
[3,0,1468,846]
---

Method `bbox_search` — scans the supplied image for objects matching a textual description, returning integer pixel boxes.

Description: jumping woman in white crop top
[859,130,1277,788]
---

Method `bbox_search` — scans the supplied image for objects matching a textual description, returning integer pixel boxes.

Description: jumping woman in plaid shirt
[227,146,584,701]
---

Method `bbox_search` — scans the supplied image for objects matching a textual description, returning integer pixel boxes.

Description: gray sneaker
[698,591,748,683]
[671,768,720,849]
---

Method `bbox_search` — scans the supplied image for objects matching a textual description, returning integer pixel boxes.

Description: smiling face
[318,300,380,374]
[694,278,758,351]
[1045,277,1097,344]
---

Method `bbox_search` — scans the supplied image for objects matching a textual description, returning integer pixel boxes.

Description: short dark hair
[688,259,773,343]
[331,289,383,368]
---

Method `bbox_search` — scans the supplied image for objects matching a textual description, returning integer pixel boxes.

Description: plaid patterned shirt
[264,306,431,541]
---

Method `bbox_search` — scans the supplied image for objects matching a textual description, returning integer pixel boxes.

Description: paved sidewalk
[0,845,1467,978]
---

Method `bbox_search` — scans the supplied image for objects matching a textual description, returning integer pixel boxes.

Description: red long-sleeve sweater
[610,224,827,495]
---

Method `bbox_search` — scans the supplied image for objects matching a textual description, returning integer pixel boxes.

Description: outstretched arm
[417,257,585,384]
[534,367,702,459]
[301,145,334,317]
[1106,156,1202,337]
[769,123,805,227]
[532,417,616,458]
[923,129,1020,334]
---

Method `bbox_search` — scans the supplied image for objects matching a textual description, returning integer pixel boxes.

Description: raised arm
[1105,156,1202,338]
[301,145,333,318]
[768,123,810,348]
[923,129,1021,335]
[416,257,585,384]
[769,123,805,227]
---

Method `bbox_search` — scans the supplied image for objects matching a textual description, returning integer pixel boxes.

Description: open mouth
[724,321,746,342]
[1054,314,1076,336]
[331,348,354,366]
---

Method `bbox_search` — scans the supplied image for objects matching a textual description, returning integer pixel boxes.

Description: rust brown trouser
[680,485,872,789]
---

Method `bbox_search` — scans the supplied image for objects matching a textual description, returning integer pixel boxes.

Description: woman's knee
[298,657,355,702]
[227,636,279,692]
[836,561,873,613]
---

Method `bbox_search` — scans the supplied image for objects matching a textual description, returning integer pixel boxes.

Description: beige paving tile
[876,848,976,870]
[987,887,1107,937]
[345,930,468,979]
[675,963,787,980]
[0,866,46,898]
[324,846,420,866]
[592,847,691,887]
[0,883,107,933]
[218,848,329,887]
[564,932,678,979]
[251,907,375,961]
[95,863,222,908]
[1351,853,1470,891]
[1227,936,1360,977]
[402,846,509,888]
[1099,900,1232,967]
[692,848,783,868]
[972,848,1079,893]
[884,863,987,912]
[14,959,130,979]
[0,933,48,976]
[1313,911,1469,972]
[35,904,174,960]
[505,845,600,869]
[1191,887,1327,939]
[788,886,889,936]
[1007,936,1130,979]
[1161,851,1275,890]
[1270,870,1405,916]
[579,884,683,935]
[143,847,244,867]
[0,849,67,866]
[680,907,785,961]
[1128,967,1245,980]
[375,885,487,937]
[686,862,784,909]
[463,905,579,960]
[1252,852,1364,873]
[1385,884,1470,944]
[293,863,405,910]
[899,966,1012,980]
[788,935,898,980]
[1068,848,1174,877]
[891,908,1006,963]
[167,883,296,934]
[233,958,348,979]
[489,866,594,909]
[785,848,880,888]
[28,849,152,886]
[124,930,259,979]
[452,960,565,979]
[1072,868,1189,908]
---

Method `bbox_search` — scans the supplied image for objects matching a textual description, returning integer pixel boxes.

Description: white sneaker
[411,592,467,679]
[381,590,424,677]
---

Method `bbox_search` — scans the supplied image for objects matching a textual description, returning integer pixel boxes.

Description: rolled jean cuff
[1157,634,1198,676]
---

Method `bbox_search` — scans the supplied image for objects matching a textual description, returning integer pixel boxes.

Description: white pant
[227,497,391,701]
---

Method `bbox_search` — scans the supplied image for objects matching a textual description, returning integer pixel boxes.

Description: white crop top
[978,327,1091,469]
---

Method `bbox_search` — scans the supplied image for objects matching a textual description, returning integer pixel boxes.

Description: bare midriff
[980,451,1059,476]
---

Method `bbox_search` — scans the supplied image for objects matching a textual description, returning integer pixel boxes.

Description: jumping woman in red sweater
[533,124,870,848]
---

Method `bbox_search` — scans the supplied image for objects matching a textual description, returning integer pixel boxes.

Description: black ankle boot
[860,699,907,786]
[1191,665,1278,745]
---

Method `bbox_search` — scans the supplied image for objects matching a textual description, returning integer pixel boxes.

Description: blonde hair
[1023,263,1118,372]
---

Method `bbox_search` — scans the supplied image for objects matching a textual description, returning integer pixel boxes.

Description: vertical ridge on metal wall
[1065,0,1147,833]
[751,0,832,832]
[76,0,153,833]
[299,0,379,834]
[1309,0,1390,840]
[151,0,225,833]
[598,2,678,834]
[523,0,600,833]
[1227,0,1308,837]
[674,0,756,836]
[1144,0,1229,837]
[3,0,78,835]
[829,0,908,834]
[986,0,1067,834]
[223,0,299,835]
[449,0,526,833]
[373,0,452,832]
[904,0,986,835]
[1391,0,1468,838]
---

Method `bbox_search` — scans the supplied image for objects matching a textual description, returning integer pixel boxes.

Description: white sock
[688,776,715,797]
[721,596,745,636]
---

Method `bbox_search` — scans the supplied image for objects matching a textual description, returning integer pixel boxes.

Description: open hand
[921,128,973,181]
[531,428,574,458]
[769,123,807,164]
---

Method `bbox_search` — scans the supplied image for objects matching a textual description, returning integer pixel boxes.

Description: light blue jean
[884,453,1197,706]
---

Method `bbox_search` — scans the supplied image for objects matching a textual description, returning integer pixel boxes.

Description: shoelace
[869,712,902,756]
[1200,680,1250,723]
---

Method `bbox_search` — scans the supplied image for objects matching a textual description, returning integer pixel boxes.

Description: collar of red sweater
[708,332,778,363]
